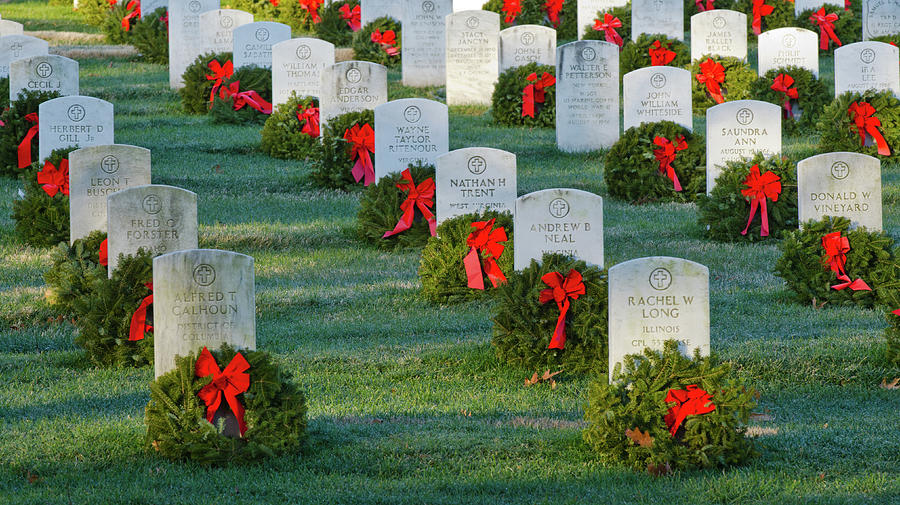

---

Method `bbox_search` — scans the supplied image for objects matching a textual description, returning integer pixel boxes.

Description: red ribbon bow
[160,11,168,29]
[544,0,564,27]
[664,385,716,436]
[694,0,714,12]
[205,59,234,108]
[653,135,688,191]
[232,89,273,114]
[810,8,842,50]
[371,29,399,56]
[696,58,726,104]
[37,159,69,197]
[296,105,320,137]
[849,101,891,156]
[339,4,361,31]
[464,219,508,290]
[539,270,586,350]
[299,0,323,23]
[269,0,279,6]
[128,282,153,341]
[648,40,676,66]
[502,0,521,23]
[196,347,251,437]
[382,168,437,239]
[821,231,872,291]
[344,123,375,186]
[18,113,39,169]
[99,238,108,266]
[770,73,799,119]
[592,14,623,48]
[107,0,116,7]
[121,0,140,32]
[740,164,781,237]
[751,0,774,36]
[521,71,555,118]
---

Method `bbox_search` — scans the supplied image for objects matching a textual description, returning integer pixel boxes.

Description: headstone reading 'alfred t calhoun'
[319,61,388,128]
[578,0,628,40]
[435,147,517,225]
[706,100,781,193]
[834,42,900,97]
[863,0,900,40]
[757,27,819,77]
[690,10,748,61]
[556,41,620,152]
[232,21,291,69]
[153,249,256,378]
[9,55,79,103]
[797,152,882,231]
[68,144,151,244]
[107,184,199,275]
[0,35,49,79]
[499,25,557,72]
[445,10,500,106]
[402,0,452,87]
[374,98,449,179]
[199,9,253,55]
[623,66,692,131]
[272,38,334,107]
[608,256,710,381]
[513,189,604,270]
[362,0,404,25]
[632,0,684,41]
[169,0,220,88]
[38,96,114,163]
[0,19,24,37]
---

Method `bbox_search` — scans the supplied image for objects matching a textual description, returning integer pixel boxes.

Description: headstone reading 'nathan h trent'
[513,188,604,270]
[556,41,620,152]
[435,147,517,225]
[271,37,334,107]
[38,96,114,163]
[9,54,79,103]
[797,152,882,231]
[402,0,452,87]
[445,10,500,106]
[374,98,449,179]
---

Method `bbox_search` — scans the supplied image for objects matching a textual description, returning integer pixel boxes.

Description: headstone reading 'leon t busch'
[513,188,604,270]
[319,61,388,129]
[435,147,517,225]
[757,27,819,77]
[607,256,710,381]
[374,98,449,179]
[834,42,900,97]
[272,38,334,107]
[38,96,114,163]
[232,21,291,69]
[402,0,452,87]
[9,55,79,103]
[556,41,620,152]
[797,152,882,231]
[168,0,220,88]
[445,10,500,106]
[68,144,151,244]
[0,20,24,37]
[499,25,556,72]
[578,0,628,40]
[362,0,404,25]
[632,0,684,41]
[690,10,748,61]
[199,9,253,55]
[863,0,900,40]
[705,100,781,193]
[0,35,49,79]
[153,249,255,378]
[623,66,692,131]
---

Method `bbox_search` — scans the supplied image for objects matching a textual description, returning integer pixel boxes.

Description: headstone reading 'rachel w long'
[9,55,79,103]
[578,0,628,40]
[435,147,517,225]
[153,249,255,378]
[199,9,253,55]
[374,98,449,179]
[0,35,49,79]
[38,96,114,163]
[445,10,500,106]
[863,0,900,40]
[705,100,781,193]
[797,152,882,231]
[757,27,819,77]
[690,10,748,61]
[169,0,220,88]
[608,256,710,381]
[402,0,452,87]
[556,41,619,152]
[232,21,291,69]
[834,42,900,97]
[68,144,151,244]
[272,38,334,107]
[632,0,684,41]
[499,25,556,72]
[362,0,403,25]
[0,19,24,37]
[319,61,388,129]
[513,189,604,270]
[623,66,692,131]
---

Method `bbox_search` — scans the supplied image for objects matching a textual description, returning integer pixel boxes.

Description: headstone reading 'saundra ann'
[9,55,79,103]
[68,144,151,244]
[623,66,692,131]
[499,25,557,72]
[578,0,628,40]
[153,249,256,378]
[0,35,49,79]
[445,10,500,106]
[232,21,291,69]
[38,96,114,163]
[402,0,452,87]
[757,27,819,77]
[374,98,449,179]
[435,147,517,225]
[0,19,24,37]
[513,189,604,271]
[690,10,748,61]
[863,0,900,40]
[318,61,388,129]
[169,0,220,88]
[797,152,883,231]
[199,9,253,55]
[272,38,334,107]
[705,100,782,193]
[632,0,684,41]
[608,256,710,381]
[556,41,620,152]
[361,0,403,25]
[834,42,900,97]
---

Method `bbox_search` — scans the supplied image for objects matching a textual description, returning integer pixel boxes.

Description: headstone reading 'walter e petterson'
[402,0,452,87]
[435,147,517,224]
[623,66,692,131]
[797,152,882,231]
[9,55,79,103]
[556,41,619,152]
[445,10,500,106]
[272,38,334,107]
[199,9,253,55]
[38,96,114,163]
[499,25,556,72]
[608,256,710,381]
[374,98,449,179]
[0,35,49,79]
[68,144,151,244]
[834,42,900,97]
[690,10,747,61]
[757,27,819,77]
[513,189,604,270]
[153,249,255,378]
[319,61,388,127]
[169,0,220,88]
[232,21,291,69]
[863,0,900,40]
[706,100,781,193]
[632,0,684,41]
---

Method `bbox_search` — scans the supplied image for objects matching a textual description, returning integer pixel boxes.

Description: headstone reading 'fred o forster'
[513,188,604,270]
[38,96,114,163]
[797,152,882,231]
[435,147,517,224]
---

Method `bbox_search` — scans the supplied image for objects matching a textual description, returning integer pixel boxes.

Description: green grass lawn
[0,0,99,34]
[0,16,899,505]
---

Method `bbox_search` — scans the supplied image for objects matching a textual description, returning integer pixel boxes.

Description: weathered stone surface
[797,152,882,231]
[319,60,388,129]
[168,0,220,89]
[499,25,556,72]
[374,98,449,179]
[271,37,334,106]
[623,66,692,131]
[445,10,500,106]
[38,96,114,163]
[690,10,748,61]
[513,188,604,270]
[9,54,79,102]
[401,0,452,87]
[232,21,291,69]
[556,41,619,152]
[705,100,781,194]
[435,147,516,224]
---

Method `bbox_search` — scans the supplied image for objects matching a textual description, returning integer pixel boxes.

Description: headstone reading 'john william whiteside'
[318,61,388,128]
[445,10,500,106]
[232,21,291,69]
[513,189,604,271]
[623,66,692,131]
[578,0,628,40]
[0,35,49,79]
[834,42,900,97]
[757,27,819,77]
[168,0,220,88]
[374,98,449,179]
[199,9,253,55]
[863,0,900,40]
[0,19,24,37]
[68,144,151,244]
[402,0,452,87]
[499,25,557,72]
[38,96,114,163]
[556,41,620,152]
[690,10,748,61]
[435,147,517,225]
[705,100,782,193]
[9,55,79,103]
[272,38,334,107]
[608,256,710,381]
[153,249,255,378]
[362,0,404,25]
[632,0,684,41]
[797,152,883,231]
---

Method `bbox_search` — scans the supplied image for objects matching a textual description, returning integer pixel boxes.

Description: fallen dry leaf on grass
[647,461,671,476]
[524,370,562,388]
[811,298,827,310]
[879,378,900,390]
[625,427,654,448]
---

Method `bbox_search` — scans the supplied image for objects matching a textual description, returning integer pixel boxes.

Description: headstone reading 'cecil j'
[9,54,79,103]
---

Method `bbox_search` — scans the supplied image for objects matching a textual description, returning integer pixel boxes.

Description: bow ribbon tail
[522,84,535,118]
[481,257,507,288]
[666,163,683,192]
[18,121,39,169]
[382,200,415,238]
[128,288,153,341]
[706,80,724,104]
[464,247,485,290]
[235,91,272,114]
[831,273,872,291]
[547,299,570,350]
[351,149,375,186]
[865,124,892,156]
[99,239,109,267]
[740,196,770,236]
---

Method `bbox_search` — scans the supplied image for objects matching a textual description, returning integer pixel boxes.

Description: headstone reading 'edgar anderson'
[199,9,253,55]
[690,10,748,61]
[232,21,291,69]
[402,0,452,87]
[623,66,692,131]
[272,37,334,107]
[445,10,500,106]
[435,147,517,225]
[757,27,819,77]
[168,0,220,89]
[374,98,449,179]
[863,0,900,40]
[0,35,49,79]
[153,249,256,378]
[318,61,388,129]
[499,25,557,72]
[834,42,900,97]
[705,100,781,194]
[38,96,114,163]
[632,0,684,42]
[513,188,604,271]
[68,144,151,244]
[556,40,620,152]
[9,54,79,103]
[797,152,882,231]
[608,256,710,381]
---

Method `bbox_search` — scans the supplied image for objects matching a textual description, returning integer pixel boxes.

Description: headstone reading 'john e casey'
[834,42,900,97]
[435,147,517,225]
[153,249,255,378]
[797,152,882,231]
[445,10,500,106]
[623,66,692,131]
[690,10,748,61]
[362,0,404,25]
[374,98,449,179]
[632,0,684,41]
[863,0,900,40]
[169,0,220,88]
[608,256,710,381]
[578,0,628,40]
[513,189,604,270]
[556,41,620,152]
[232,21,291,69]
[38,96,114,163]
[757,27,819,77]
[706,100,781,193]
[0,35,49,79]
[402,0,452,87]
[9,55,79,103]
[319,61,388,128]
[499,25,556,72]
[199,9,253,55]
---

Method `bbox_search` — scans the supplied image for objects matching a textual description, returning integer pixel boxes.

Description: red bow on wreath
[371,29,399,56]
[539,269,586,350]
[664,385,716,436]
[37,159,69,197]
[299,0,323,23]
[296,104,320,137]
[343,123,375,186]
[18,112,38,169]
[121,0,140,32]
[849,101,891,156]
[382,168,437,239]
[810,8,842,51]
[464,219,508,290]
[160,11,168,30]
[751,0,774,36]
[107,0,116,7]
[696,58,726,104]
[522,71,555,118]
[219,81,272,114]
[770,73,799,119]
[695,0,714,12]
[205,59,234,108]
[821,231,872,291]
[196,347,251,437]
[339,4,361,32]
[653,135,688,192]
[649,40,676,66]
[740,164,781,237]
[129,282,154,341]
[502,0,521,23]
[592,14,623,48]
[99,238,108,267]
[269,0,279,6]
[544,0,564,28]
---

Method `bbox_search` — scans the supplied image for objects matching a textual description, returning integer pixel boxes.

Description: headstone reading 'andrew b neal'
[705,100,781,193]
[556,41,619,152]
[38,96,114,163]
[445,10,500,106]
[757,27,819,77]
[513,189,604,270]
[374,98,449,179]
[797,152,882,231]
[623,66,692,131]
[435,147,517,225]
[272,38,334,107]
[9,54,79,103]
[402,0,452,87]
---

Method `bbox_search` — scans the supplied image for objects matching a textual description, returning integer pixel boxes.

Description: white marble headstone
[499,25,557,72]
[374,98,449,179]
[690,10,748,61]
[141,0,168,15]
[362,0,404,25]
[0,35,49,79]
[9,55,79,103]
[834,42,900,97]
[797,152,882,231]
[513,189,604,270]
[402,0,452,87]
[168,0,220,89]
[863,0,900,40]
[38,96,114,163]
[445,10,500,106]
[757,27,819,77]
[319,61,388,129]
[199,9,253,55]
[705,100,782,193]
[453,0,484,10]
[435,147,517,224]
[232,21,291,69]
[272,38,334,107]
[623,66,692,131]
[632,0,684,41]
[556,41,620,152]
[0,20,24,37]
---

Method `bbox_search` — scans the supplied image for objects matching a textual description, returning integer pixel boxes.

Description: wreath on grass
[581,3,630,45]
[180,52,233,115]
[749,66,830,136]
[419,210,514,304]
[310,109,374,190]
[78,0,113,27]
[697,153,797,242]
[604,121,706,203]
[356,162,436,250]
[100,1,135,45]
[797,4,861,53]
[482,0,578,39]
[732,0,795,35]
[492,254,608,373]
[209,65,274,125]
[261,94,319,160]
[583,340,758,473]
[817,90,900,161]
[315,0,361,47]
[352,16,401,68]
[11,148,74,248]
[145,345,308,464]
[691,55,757,114]
[130,6,169,64]
[0,90,61,177]
[774,215,900,308]
[491,62,556,127]
[44,230,107,315]
[619,34,690,76]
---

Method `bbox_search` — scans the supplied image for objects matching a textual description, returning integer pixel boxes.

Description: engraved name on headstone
[797,152,882,231]
[623,66,692,131]
[402,0,452,87]
[272,38,334,106]
[757,27,819,77]
[834,41,900,97]
[38,96,114,163]
[435,147,517,224]
[556,41,620,152]
[513,189,604,270]
[445,10,500,105]
[499,25,556,72]
[690,10,748,61]
[168,0,220,88]
[319,60,388,129]
[705,100,782,193]
[632,0,684,41]
[374,98,449,179]
[199,9,253,55]
[863,0,900,40]
[232,21,291,69]
[9,54,79,103]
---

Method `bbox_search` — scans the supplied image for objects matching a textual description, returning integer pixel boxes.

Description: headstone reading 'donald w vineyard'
[374,98,449,179]
[556,41,620,152]
[318,60,388,129]
[272,38,335,107]
[9,55,79,103]
[797,152,883,231]
[0,20,24,37]
[863,0,900,40]
[513,189,604,271]
[705,100,782,194]
[499,25,556,73]
[0,35,49,79]
[361,0,403,26]
[199,9,253,56]
[38,96,114,163]
[232,21,291,69]
[632,0,684,42]
[690,10,748,61]
[402,0,452,87]
[435,147,517,225]
[445,10,500,106]
[169,0,220,88]
[834,42,900,97]
[578,0,628,40]
[623,66,692,131]
[757,27,819,77]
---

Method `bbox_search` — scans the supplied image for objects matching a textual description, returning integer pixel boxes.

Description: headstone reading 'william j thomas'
[271,37,334,107]
[797,152,882,231]
[374,98,449,179]
[623,66,692,131]
[834,42,900,97]
[38,96,114,163]
[232,21,291,69]
[9,54,79,103]
[556,41,619,152]
[435,147,517,224]
[402,0,452,87]
[705,100,781,193]
[319,60,388,128]
[757,27,819,77]
[168,0,220,88]
[499,25,557,72]
[0,35,49,79]
[445,10,500,106]
[690,10,748,61]
[513,188,604,270]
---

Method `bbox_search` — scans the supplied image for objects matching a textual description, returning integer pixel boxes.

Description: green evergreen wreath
[774,215,900,308]
[315,0,360,47]
[482,0,578,38]
[619,34,690,76]
[356,162,436,250]
[581,3,630,42]
[419,210,515,304]
[179,52,233,115]
[817,90,900,162]
[691,55,757,114]
[732,0,795,34]
[100,2,133,45]
[11,148,74,248]
[78,0,113,27]
[871,35,900,47]
[0,90,61,177]
[130,6,169,64]
[0,76,9,111]
[749,66,830,135]
[145,345,308,465]
[491,62,556,127]
[44,230,107,315]
[352,16,401,68]
[310,109,374,190]
[697,153,798,242]
[583,340,758,473]
[209,65,274,125]
[492,254,608,373]
[275,0,324,34]
[797,4,861,53]
[604,121,706,203]
[72,250,154,367]
[261,94,319,160]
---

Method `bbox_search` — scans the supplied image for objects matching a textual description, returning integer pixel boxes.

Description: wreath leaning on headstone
[817,90,900,162]
[749,66,831,135]
[0,89,61,177]
[356,162,437,250]
[180,52,233,115]
[11,147,74,248]
[732,0,795,35]
[130,6,169,65]
[44,230,108,315]
[482,0,578,39]
[209,65,274,125]
[353,16,401,68]
[314,0,361,47]
[581,3,630,45]
[260,94,320,160]
[145,345,308,465]
[310,109,375,190]
[691,55,757,114]
[583,340,758,473]
[797,3,861,53]
[491,62,556,128]
[871,34,900,47]
[618,34,690,76]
